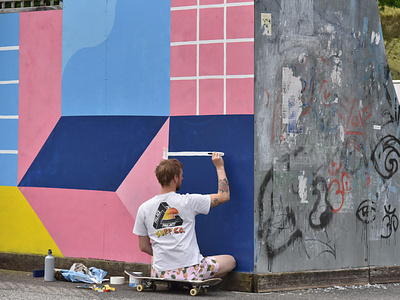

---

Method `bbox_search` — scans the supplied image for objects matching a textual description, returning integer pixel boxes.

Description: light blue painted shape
[0,51,19,81]
[0,13,19,47]
[0,154,18,186]
[0,119,18,150]
[61,0,170,116]
[61,0,116,73]
[0,84,19,115]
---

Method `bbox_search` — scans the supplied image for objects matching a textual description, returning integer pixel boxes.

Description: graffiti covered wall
[0,0,254,273]
[255,0,400,273]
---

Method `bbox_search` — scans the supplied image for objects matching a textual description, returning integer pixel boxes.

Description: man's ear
[173,174,178,183]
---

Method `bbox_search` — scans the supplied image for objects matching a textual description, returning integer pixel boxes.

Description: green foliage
[380,5,400,79]
[379,0,400,9]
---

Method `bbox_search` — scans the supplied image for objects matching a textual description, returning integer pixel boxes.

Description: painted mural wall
[0,0,254,273]
[255,0,400,273]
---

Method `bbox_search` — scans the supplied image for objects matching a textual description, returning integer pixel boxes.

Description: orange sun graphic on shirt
[162,208,179,220]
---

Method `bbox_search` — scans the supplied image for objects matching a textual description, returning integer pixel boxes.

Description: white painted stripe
[171,2,254,11]
[168,151,224,157]
[171,38,254,46]
[0,80,19,85]
[0,115,18,119]
[0,150,18,154]
[171,74,254,80]
[0,46,19,51]
[223,0,227,115]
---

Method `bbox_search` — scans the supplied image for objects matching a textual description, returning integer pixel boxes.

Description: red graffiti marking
[265,89,270,108]
[328,160,342,176]
[320,80,331,106]
[329,172,352,213]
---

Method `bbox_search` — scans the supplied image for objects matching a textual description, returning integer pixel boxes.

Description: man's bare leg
[213,255,236,278]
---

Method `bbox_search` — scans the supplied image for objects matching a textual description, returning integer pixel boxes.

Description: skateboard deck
[125,271,222,296]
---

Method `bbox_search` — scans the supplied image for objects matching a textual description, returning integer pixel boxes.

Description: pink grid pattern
[170,0,254,116]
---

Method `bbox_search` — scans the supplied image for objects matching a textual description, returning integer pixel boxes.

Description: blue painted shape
[169,115,254,273]
[0,154,18,186]
[62,0,117,73]
[0,13,19,47]
[19,116,168,191]
[0,84,19,115]
[62,44,107,115]
[0,50,19,81]
[62,0,170,116]
[106,0,170,116]
[0,119,18,150]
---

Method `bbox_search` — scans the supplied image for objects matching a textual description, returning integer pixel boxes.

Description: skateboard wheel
[137,285,144,292]
[190,288,198,296]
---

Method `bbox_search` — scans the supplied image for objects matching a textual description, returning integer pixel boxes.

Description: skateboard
[124,271,222,296]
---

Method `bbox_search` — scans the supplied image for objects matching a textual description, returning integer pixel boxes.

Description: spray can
[44,249,55,282]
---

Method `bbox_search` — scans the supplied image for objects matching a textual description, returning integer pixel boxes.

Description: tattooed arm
[209,152,230,208]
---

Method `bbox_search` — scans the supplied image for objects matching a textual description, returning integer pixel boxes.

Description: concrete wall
[0,0,254,273]
[255,0,400,274]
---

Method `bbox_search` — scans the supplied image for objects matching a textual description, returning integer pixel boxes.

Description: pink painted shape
[18,11,62,183]
[172,0,197,7]
[170,80,197,116]
[226,5,254,39]
[199,7,224,41]
[20,187,150,264]
[117,119,169,220]
[199,79,224,115]
[227,0,253,3]
[171,45,197,77]
[200,0,224,7]
[226,78,254,114]
[199,43,224,76]
[226,42,254,75]
[171,9,197,43]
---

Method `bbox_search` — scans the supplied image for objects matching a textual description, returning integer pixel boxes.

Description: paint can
[129,272,143,287]
[110,276,125,285]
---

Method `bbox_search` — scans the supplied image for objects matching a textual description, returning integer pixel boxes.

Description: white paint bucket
[110,276,125,285]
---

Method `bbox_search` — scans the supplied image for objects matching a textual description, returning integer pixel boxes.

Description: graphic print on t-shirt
[153,202,183,229]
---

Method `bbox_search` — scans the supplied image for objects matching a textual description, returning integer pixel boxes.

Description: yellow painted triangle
[0,186,63,257]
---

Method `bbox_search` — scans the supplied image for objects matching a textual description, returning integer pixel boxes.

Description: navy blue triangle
[19,116,168,191]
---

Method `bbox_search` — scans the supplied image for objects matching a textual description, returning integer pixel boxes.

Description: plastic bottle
[44,249,55,282]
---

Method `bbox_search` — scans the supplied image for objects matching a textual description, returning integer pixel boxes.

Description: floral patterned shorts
[151,257,219,281]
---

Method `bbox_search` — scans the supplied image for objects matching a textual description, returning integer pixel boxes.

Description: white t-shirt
[133,192,211,271]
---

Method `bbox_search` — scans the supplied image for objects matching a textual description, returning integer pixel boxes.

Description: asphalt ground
[1,269,400,299]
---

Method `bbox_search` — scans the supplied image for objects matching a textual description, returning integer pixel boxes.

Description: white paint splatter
[325,24,335,34]
[298,171,308,203]
[339,125,345,143]
[371,31,381,45]
[330,56,342,86]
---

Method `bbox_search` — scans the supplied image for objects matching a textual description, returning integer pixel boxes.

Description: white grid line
[171,2,254,11]
[171,1,254,115]
[196,0,200,115]
[224,0,227,114]
[0,150,18,154]
[0,46,19,51]
[171,74,254,80]
[0,115,18,119]
[0,80,19,84]
[171,38,254,46]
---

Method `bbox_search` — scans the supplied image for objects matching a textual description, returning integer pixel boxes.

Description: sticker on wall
[282,67,303,134]
[261,13,272,36]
